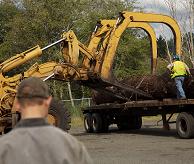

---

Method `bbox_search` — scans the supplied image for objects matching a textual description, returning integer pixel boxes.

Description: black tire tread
[84,113,93,133]
[49,98,71,131]
[176,112,194,139]
[92,113,103,133]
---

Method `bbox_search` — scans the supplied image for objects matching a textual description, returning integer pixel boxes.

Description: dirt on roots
[92,69,194,104]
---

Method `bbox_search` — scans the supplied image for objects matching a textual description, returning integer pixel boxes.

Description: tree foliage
[114,29,151,78]
[157,35,167,58]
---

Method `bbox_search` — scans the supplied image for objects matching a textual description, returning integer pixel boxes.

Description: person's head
[172,54,180,61]
[15,77,52,119]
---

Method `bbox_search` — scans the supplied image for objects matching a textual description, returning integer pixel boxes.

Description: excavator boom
[99,12,181,80]
[87,20,157,74]
[0,38,65,74]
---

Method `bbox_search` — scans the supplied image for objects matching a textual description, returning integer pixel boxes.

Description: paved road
[70,121,194,164]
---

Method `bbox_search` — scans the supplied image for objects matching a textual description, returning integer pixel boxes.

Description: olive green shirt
[0,118,93,164]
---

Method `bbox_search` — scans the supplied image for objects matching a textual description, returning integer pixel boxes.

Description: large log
[92,69,194,105]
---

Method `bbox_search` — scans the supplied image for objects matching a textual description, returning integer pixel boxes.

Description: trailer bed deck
[83,99,194,115]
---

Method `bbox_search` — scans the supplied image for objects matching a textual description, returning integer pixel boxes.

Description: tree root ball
[92,69,194,105]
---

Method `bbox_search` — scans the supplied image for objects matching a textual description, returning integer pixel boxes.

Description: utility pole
[67,82,75,108]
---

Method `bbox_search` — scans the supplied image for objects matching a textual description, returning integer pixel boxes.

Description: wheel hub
[47,114,57,126]
[179,118,187,134]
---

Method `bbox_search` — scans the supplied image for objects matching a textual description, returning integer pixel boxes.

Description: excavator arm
[0,30,95,115]
[87,20,157,74]
[99,12,181,80]
[123,11,181,55]
[0,38,67,74]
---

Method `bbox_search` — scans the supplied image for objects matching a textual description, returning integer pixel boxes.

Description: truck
[0,11,193,139]
[81,12,194,139]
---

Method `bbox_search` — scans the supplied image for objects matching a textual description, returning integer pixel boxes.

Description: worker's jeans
[174,76,186,99]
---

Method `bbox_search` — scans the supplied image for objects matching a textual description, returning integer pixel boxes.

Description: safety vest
[171,61,187,79]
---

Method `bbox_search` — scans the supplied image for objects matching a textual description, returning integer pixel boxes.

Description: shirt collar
[15,118,50,128]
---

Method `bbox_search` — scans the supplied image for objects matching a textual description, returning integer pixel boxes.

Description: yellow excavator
[0,11,182,133]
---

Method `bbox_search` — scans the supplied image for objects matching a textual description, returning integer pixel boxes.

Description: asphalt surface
[70,121,194,164]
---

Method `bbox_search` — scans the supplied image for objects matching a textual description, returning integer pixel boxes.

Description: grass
[143,114,178,121]
[143,116,162,121]
[71,116,83,128]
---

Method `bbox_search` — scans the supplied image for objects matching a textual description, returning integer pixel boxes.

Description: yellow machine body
[99,12,181,80]
[87,20,157,74]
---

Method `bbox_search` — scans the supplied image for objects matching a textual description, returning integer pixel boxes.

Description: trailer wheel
[48,99,71,131]
[92,113,103,133]
[4,126,12,134]
[176,112,194,139]
[84,113,93,133]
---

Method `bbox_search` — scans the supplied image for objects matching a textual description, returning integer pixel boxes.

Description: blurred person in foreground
[0,77,93,164]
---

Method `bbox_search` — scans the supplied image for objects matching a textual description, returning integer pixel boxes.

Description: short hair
[17,97,46,107]
[16,77,50,107]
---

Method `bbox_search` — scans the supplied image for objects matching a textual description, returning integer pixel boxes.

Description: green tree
[0,0,19,57]
[157,35,167,58]
[113,28,151,78]
[0,0,19,43]
[0,0,150,101]
[0,0,134,58]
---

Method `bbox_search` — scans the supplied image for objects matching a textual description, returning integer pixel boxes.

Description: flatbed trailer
[82,98,194,139]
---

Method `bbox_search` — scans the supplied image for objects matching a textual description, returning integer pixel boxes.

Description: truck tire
[48,99,71,131]
[84,113,93,133]
[4,112,21,134]
[176,112,194,139]
[92,113,103,133]
[4,126,12,134]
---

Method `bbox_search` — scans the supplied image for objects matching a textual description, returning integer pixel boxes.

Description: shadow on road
[72,126,179,139]
[114,128,178,138]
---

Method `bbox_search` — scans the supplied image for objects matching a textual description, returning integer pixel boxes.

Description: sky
[134,0,190,39]
[136,0,184,14]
